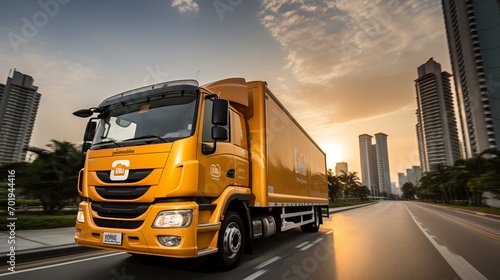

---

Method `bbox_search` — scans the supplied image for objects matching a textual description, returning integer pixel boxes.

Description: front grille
[96,169,153,183]
[91,202,150,218]
[95,186,150,200]
[93,218,144,229]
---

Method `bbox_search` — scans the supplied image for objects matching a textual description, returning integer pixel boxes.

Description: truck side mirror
[212,98,228,125]
[202,98,229,155]
[212,126,228,141]
[82,120,97,153]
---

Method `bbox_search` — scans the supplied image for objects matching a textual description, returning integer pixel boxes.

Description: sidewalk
[0,227,75,253]
[0,203,377,262]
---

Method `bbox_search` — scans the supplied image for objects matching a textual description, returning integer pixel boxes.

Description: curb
[328,201,378,214]
[0,244,95,264]
[420,202,500,221]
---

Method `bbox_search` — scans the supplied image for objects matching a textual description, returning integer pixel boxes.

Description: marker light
[153,210,193,228]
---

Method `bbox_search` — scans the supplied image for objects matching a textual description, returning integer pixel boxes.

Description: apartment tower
[415,58,462,171]
[335,162,348,176]
[359,134,378,195]
[0,70,41,165]
[441,0,500,157]
[359,133,391,195]
[374,133,391,195]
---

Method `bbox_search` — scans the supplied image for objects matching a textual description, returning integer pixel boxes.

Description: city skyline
[0,1,455,179]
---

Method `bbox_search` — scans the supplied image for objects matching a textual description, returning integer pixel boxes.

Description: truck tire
[217,211,245,270]
[301,207,320,233]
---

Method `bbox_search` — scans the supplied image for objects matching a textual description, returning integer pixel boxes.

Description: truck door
[197,98,235,197]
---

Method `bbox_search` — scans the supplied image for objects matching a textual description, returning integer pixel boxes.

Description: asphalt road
[1,201,499,280]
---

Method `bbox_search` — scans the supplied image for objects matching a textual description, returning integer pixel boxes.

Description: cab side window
[231,110,247,148]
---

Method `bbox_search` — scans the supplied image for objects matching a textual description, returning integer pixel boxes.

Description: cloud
[258,0,443,84]
[171,0,200,14]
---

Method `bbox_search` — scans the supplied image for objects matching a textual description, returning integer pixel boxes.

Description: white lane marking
[0,252,125,277]
[325,230,333,235]
[243,269,267,280]
[295,241,309,248]
[313,238,324,244]
[255,256,281,270]
[405,204,487,280]
[300,243,315,251]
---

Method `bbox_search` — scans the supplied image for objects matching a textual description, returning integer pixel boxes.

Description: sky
[0,0,452,186]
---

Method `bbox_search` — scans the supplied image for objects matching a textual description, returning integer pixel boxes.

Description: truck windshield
[92,91,198,147]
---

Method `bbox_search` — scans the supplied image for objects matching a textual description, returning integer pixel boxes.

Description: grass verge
[1,214,76,230]
[330,200,375,208]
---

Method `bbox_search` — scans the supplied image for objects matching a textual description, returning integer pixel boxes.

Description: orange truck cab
[73,78,329,270]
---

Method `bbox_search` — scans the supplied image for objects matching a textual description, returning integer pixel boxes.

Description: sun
[321,141,345,170]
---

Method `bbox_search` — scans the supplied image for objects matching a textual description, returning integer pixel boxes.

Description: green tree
[327,169,342,203]
[475,149,500,199]
[401,182,416,200]
[421,164,453,203]
[0,140,83,213]
[450,149,500,206]
[352,185,371,201]
[338,171,362,200]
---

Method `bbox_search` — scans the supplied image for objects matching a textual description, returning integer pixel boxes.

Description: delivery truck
[73,77,329,270]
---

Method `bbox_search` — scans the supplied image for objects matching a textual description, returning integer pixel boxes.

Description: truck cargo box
[244,81,328,207]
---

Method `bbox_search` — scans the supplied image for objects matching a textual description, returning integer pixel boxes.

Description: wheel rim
[223,221,242,259]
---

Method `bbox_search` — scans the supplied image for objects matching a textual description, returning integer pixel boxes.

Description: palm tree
[327,169,342,203]
[424,164,453,203]
[401,182,416,200]
[353,185,371,201]
[338,171,362,201]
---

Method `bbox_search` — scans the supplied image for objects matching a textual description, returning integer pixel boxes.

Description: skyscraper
[335,162,348,176]
[359,133,391,195]
[359,134,378,195]
[441,0,500,157]
[415,58,462,172]
[375,133,391,195]
[0,70,41,165]
[406,166,422,186]
[397,172,407,189]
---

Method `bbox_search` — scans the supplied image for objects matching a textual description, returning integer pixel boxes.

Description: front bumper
[74,201,206,258]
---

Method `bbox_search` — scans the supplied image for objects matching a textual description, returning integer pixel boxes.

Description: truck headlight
[153,210,193,228]
[76,208,85,223]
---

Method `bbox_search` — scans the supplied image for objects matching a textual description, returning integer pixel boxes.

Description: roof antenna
[195,70,200,80]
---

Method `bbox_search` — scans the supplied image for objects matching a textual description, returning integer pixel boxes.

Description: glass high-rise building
[441,0,500,157]
[0,70,41,165]
[414,58,462,172]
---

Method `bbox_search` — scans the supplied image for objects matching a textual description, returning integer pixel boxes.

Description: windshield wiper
[123,135,170,143]
[98,139,122,147]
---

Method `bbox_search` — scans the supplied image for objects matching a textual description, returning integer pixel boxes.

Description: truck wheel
[217,211,244,270]
[301,207,320,233]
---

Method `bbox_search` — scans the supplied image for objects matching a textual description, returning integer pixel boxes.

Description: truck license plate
[103,232,122,245]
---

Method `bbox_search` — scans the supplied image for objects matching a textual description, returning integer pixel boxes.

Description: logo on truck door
[110,160,130,181]
[210,164,221,180]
